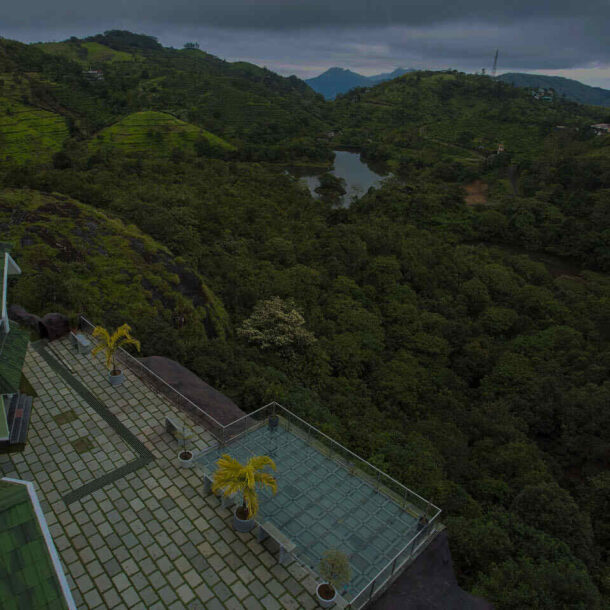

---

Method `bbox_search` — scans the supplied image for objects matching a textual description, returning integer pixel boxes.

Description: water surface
[296,150,389,206]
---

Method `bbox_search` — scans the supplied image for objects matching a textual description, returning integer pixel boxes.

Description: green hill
[32,41,137,66]
[331,70,603,165]
[0,187,228,345]
[89,110,235,157]
[0,32,331,162]
[497,72,610,108]
[0,96,68,164]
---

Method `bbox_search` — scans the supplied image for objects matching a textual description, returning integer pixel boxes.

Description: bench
[70,332,92,354]
[165,416,180,438]
[257,521,296,565]
[201,466,238,508]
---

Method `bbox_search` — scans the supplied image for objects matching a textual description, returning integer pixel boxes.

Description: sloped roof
[0,323,29,394]
[0,479,73,609]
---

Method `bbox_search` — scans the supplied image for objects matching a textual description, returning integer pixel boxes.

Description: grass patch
[53,409,78,425]
[71,436,94,454]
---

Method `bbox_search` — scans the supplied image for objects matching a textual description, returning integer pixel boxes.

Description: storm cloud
[2,0,610,86]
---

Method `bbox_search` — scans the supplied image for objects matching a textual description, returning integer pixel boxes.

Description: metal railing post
[368,579,376,601]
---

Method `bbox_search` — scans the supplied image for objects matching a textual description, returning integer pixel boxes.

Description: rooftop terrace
[0,328,440,609]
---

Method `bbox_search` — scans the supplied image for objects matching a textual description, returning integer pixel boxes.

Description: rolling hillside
[32,41,138,65]
[331,70,604,164]
[89,111,235,157]
[0,32,331,161]
[497,72,610,108]
[0,96,69,164]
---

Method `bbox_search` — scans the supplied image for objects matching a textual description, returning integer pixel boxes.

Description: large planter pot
[178,450,194,468]
[233,507,255,533]
[108,370,125,386]
[316,583,337,608]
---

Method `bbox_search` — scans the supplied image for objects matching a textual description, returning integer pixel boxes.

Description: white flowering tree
[238,296,316,355]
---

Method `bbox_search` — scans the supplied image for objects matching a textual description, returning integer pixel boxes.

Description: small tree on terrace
[212,454,277,519]
[91,323,140,375]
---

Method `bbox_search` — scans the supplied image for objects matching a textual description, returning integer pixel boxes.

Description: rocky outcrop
[139,356,245,426]
[371,530,493,610]
[40,313,70,341]
[8,305,41,334]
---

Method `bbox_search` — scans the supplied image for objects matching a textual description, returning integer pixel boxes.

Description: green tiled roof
[0,324,29,395]
[0,481,69,609]
[0,396,8,440]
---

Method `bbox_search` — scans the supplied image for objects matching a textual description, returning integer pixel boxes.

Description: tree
[212,454,277,519]
[91,323,140,374]
[318,549,351,595]
[238,296,316,355]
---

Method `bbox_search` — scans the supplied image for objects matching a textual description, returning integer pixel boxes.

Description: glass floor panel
[196,422,419,600]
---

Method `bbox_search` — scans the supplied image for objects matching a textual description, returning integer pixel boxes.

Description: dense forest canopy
[2,32,610,608]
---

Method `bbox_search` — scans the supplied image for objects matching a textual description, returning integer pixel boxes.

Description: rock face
[8,305,41,334]
[139,356,245,426]
[371,530,493,610]
[40,313,71,341]
[8,307,71,340]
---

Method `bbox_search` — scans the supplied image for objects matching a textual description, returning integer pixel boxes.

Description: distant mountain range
[306,67,415,99]
[497,72,610,108]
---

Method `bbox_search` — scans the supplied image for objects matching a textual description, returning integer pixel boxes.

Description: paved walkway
[0,337,321,609]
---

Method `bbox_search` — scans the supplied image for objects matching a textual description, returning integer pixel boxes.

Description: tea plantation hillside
[0,97,68,164]
[89,111,235,158]
[0,32,331,161]
[32,40,138,65]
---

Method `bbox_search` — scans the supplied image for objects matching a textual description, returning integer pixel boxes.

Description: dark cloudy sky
[3,0,610,87]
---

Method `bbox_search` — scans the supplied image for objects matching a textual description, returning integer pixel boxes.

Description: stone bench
[257,521,296,565]
[70,332,91,354]
[201,467,238,508]
[165,416,180,438]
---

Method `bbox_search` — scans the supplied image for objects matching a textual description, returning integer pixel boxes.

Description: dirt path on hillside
[464,180,489,205]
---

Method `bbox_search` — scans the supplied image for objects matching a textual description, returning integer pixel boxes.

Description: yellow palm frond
[113,323,141,352]
[212,452,278,519]
[254,472,278,495]
[90,324,140,371]
[248,455,276,472]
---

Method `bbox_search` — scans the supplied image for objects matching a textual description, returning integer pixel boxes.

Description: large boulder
[371,530,493,610]
[40,312,70,341]
[8,305,41,334]
[138,355,245,426]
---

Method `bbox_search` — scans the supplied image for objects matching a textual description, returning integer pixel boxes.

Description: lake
[293,150,389,206]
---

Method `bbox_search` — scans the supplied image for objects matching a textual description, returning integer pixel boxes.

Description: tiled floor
[0,337,323,609]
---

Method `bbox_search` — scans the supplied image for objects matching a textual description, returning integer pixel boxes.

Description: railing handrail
[274,403,441,514]
[349,514,441,607]
[79,316,226,432]
[79,315,440,512]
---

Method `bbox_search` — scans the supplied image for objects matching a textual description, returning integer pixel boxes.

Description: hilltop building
[82,68,104,81]
[591,123,610,135]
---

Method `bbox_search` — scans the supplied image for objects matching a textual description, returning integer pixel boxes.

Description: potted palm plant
[175,423,195,468]
[212,454,277,533]
[317,549,351,608]
[91,323,140,386]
